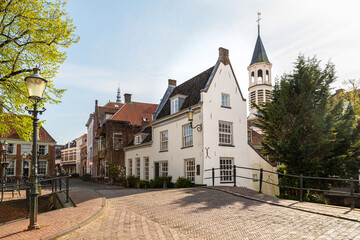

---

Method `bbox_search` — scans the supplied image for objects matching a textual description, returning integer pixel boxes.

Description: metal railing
[205,165,359,210]
[0,175,70,209]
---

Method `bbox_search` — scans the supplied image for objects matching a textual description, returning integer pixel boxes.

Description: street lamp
[1,140,8,201]
[25,68,47,230]
[187,108,202,132]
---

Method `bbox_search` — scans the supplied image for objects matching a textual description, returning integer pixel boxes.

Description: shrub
[175,177,193,188]
[149,176,173,188]
[137,180,149,188]
[126,175,139,188]
[109,166,120,179]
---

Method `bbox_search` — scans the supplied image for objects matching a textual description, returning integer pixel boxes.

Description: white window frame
[38,161,47,175]
[220,158,233,183]
[219,121,233,145]
[128,159,133,176]
[185,159,195,183]
[221,93,230,107]
[183,124,193,147]
[171,98,179,114]
[113,133,122,150]
[21,144,31,155]
[135,158,140,177]
[160,131,168,151]
[134,135,142,145]
[38,145,47,155]
[161,162,168,177]
[144,157,149,181]
[6,160,15,176]
[7,143,15,154]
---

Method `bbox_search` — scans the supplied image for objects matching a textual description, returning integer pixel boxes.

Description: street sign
[88,161,93,166]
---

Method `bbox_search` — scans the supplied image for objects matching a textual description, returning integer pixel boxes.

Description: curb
[44,193,107,240]
[205,187,360,223]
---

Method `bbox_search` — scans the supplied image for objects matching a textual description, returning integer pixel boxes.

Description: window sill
[218,144,235,147]
[221,106,231,109]
[181,145,193,149]
[159,150,168,153]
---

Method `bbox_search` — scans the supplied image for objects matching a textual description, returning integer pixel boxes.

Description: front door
[154,162,160,178]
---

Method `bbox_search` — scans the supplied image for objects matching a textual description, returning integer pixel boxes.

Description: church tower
[248,12,272,121]
[116,85,121,103]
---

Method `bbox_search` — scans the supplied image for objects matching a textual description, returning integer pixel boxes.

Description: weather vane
[256,12,261,35]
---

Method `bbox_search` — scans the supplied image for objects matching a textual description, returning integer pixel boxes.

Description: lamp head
[25,68,48,100]
[187,108,194,122]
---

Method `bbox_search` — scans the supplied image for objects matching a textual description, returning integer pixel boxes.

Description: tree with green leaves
[0,0,79,140]
[255,55,360,180]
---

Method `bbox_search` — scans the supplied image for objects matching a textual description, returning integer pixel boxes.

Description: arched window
[266,70,269,83]
[251,71,255,83]
[257,69,263,83]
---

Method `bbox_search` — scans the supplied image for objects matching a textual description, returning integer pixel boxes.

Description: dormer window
[170,94,187,114]
[135,135,142,145]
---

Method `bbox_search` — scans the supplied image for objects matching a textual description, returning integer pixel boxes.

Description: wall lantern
[187,108,202,132]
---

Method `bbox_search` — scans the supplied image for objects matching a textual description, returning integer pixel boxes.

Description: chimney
[219,47,229,65]
[95,100,98,107]
[168,79,177,87]
[124,93,132,103]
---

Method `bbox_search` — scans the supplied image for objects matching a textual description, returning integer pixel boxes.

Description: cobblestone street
[61,186,360,240]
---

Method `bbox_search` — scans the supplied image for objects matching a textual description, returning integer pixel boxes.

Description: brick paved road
[61,187,360,240]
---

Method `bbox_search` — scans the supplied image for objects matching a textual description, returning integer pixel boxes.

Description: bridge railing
[205,165,359,210]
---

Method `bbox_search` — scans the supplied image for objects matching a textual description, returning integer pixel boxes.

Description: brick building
[0,126,56,179]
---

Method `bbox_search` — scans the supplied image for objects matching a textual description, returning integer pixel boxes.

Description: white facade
[86,114,94,174]
[125,48,278,196]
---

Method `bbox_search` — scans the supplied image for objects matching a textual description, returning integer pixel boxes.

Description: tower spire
[116,84,121,103]
[256,12,261,35]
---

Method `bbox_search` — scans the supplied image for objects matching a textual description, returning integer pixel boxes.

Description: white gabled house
[124,47,278,196]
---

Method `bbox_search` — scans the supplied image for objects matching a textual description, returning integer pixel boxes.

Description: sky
[43,0,360,145]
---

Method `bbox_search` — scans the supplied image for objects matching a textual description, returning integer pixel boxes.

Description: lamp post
[25,68,47,230]
[187,108,202,132]
[1,140,8,201]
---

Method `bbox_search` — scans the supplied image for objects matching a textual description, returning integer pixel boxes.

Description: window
[258,90,264,104]
[39,145,47,155]
[21,144,31,155]
[250,91,256,109]
[113,133,122,150]
[183,124,193,147]
[221,93,230,107]
[134,135,142,145]
[160,131,168,151]
[248,130,252,143]
[185,159,195,183]
[257,69,263,83]
[219,121,232,145]
[265,90,271,102]
[7,143,15,154]
[161,162,168,176]
[6,160,15,176]
[144,157,149,180]
[128,159,132,176]
[220,158,233,182]
[38,161,47,175]
[136,158,140,177]
[171,98,179,114]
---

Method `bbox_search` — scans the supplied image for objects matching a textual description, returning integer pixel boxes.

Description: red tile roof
[111,102,158,126]
[1,126,56,142]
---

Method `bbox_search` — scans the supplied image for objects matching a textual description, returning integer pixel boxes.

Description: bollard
[66,176,69,203]
[163,178,167,189]
[59,178,62,191]
[233,165,237,187]
[51,179,54,192]
[259,168,263,193]
[300,174,303,202]
[350,178,354,210]
[26,187,30,218]
[212,168,215,186]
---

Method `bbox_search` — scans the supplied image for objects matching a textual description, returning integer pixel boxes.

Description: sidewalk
[210,186,360,222]
[0,185,105,240]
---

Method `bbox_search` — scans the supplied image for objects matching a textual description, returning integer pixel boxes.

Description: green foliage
[256,55,360,181]
[109,166,120,179]
[137,180,149,188]
[149,176,173,188]
[126,175,139,188]
[175,177,193,188]
[0,0,79,140]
